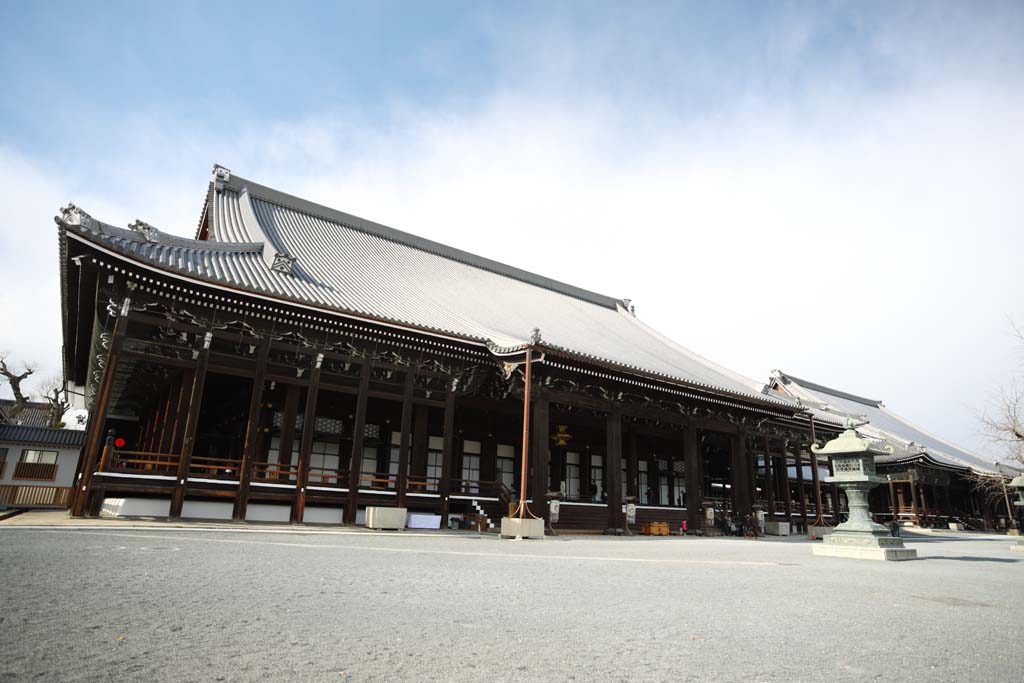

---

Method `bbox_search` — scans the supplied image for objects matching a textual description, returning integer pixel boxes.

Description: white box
[407,513,441,529]
[500,516,545,539]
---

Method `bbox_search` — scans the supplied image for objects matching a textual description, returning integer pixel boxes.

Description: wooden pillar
[345,361,371,524]
[684,423,702,532]
[780,443,793,521]
[909,477,921,524]
[730,431,751,519]
[291,353,323,524]
[809,446,825,527]
[158,373,182,455]
[605,411,624,533]
[71,304,130,517]
[794,444,807,531]
[763,438,776,520]
[233,339,270,521]
[530,396,550,521]
[918,482,929,526]
[888,478,898,522]
[439,391,456,526]
[411,404,429,480]
[396,371,414,509]
[170,331,213,519]
[169,369,194,453]
[277,384,301,470]
[626,427,638,501]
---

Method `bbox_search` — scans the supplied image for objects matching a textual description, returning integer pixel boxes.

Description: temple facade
[56,166,1006,533]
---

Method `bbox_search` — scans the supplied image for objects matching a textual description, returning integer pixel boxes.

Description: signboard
[549,499,560,523]
[625,503,636,524]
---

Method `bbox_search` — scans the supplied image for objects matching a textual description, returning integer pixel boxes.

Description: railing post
[97,432,115,472]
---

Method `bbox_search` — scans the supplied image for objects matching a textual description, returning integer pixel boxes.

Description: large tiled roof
[769,371,1009,476]
[56,166,799,413]
[0,400,52,428]
[0,424,85,448]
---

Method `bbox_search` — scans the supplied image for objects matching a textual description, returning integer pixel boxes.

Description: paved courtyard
[1,524,1021,682]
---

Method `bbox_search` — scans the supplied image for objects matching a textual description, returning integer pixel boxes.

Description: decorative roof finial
[55,203,93,229]
[128,219,160,243]
[530,328,542,345]
[212,164,231,191]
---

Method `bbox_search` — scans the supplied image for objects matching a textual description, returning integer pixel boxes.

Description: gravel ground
[0,527,1021,682]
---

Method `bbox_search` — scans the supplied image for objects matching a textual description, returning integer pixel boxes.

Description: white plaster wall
[304,506,344,524]
[101,496,171,517]
[181,500,233,520]
[0,443,81,487]
[245,503,291,523]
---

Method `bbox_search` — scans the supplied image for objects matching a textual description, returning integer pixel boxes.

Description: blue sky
[1,1,1023,458]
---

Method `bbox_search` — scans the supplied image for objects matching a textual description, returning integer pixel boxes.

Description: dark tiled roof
[0,424,85,448]
[55,166,801,413]
[0,400,53,428]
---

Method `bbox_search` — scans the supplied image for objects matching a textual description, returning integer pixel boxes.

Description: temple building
[766,371,1017,530]
[55,165,1007,532]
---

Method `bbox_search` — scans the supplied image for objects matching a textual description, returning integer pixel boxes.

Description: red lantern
[114,437,126,448]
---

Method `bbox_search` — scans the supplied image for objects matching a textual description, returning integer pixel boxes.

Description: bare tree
[39,376,70,428]
[971,323,1024,526]
[0,352,36,414]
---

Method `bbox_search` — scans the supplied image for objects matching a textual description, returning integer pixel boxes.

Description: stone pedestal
[365,506,407,530]
[500,516,545,539]
[764,521,790,536]
[807,525,834,539]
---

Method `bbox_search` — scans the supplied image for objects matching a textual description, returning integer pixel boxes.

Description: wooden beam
[292,353,324,524]
[233,339,271,522]
[396,371,414,509]
[345,362,371,524]
[170,332,213,519]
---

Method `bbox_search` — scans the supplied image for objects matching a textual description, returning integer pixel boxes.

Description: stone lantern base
[812,529,917,561]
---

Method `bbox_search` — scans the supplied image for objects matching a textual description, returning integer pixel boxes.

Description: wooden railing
[356,472,398,490]
[12,461,58,481]
[0,484,71,507]
[189,456,242,479]
[105,450,179,475]
[251,461,298,482]
[406,474,442,492]
[306,467,346,487]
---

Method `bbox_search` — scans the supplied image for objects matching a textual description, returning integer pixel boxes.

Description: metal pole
[517,348,532,520]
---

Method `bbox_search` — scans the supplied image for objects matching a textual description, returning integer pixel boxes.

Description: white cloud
[1,8,1021,458]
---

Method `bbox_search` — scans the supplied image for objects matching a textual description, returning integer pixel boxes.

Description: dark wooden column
[730,431,751,519]
[763,438,776,521]
[794,444,807,531]
[233,339,271,521]
[605,411,624,533]
[170,332,213,519]
[626,427,638,501]
[71,305,130,517]
[411,404,429,480]
[395,371,414,509]
[159,373,183,454]
[781,443,793,522]
[439,390,456,526]
[683,423,702,532]
[909,476,921,524]
[170,369,195,453]
[530,396,550,521]
[888,478,898,522]
[292,353,323,524]
[277,384,301,469]
[345,361,371,524]
[809,445,825,527]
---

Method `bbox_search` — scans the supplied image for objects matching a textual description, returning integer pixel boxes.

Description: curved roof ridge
[222,171,623,309]
[774,371,881,407]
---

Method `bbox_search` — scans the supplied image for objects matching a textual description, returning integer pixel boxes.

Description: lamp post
[1009,475,1024,552]
[811,424,917,561]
